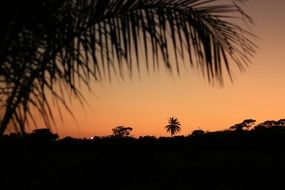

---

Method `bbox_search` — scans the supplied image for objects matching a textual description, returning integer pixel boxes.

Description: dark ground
[1,131,285,190]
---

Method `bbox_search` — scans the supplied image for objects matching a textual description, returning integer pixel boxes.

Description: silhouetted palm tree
[165,117,181,137]
[0,0,256,134]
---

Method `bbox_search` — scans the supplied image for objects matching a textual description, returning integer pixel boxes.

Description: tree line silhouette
[2,118,285,150]
[1,118,285,190]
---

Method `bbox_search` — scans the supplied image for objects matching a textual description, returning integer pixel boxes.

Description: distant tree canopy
[112,126,133,138]
[230,119,256,131]
[228,119,285,133]
[0,0,256,135]
[254,119,285,129]
[253,119,285,134]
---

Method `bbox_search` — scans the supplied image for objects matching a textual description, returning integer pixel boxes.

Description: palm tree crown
[0,0,256,134]
[165,117,181,137]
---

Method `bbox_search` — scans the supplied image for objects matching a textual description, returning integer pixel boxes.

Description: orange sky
[48,0,285,138]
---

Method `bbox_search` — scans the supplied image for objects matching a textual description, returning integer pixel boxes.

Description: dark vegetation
[1,119,285,190]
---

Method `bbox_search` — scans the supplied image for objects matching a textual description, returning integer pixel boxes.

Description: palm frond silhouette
[0,0,256,134]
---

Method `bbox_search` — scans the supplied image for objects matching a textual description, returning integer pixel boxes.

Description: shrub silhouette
[28,128,59,143]
[191,129,206,137]
[112,126,133,138]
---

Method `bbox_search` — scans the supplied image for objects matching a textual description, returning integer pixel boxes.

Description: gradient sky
[49,0,285,138]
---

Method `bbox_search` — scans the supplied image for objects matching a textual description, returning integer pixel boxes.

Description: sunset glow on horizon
[42,0,285,138]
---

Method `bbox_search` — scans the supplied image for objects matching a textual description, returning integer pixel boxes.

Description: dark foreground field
[1,130,285,190]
